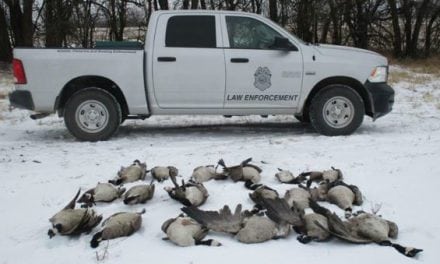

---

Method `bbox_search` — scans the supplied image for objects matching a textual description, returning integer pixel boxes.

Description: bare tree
[72,0,101,47]
[157,0,168,9]
[387,0,402,56]
[2,0,34,47]
[1,0,440,58]
[44,0,75,47]
[424,1,440,56]
[0,3,12,61]
[343,0,385,49]
[269,0,278,23]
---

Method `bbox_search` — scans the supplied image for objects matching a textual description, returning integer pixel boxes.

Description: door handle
[231,58,249,63]
[157,57,176,62]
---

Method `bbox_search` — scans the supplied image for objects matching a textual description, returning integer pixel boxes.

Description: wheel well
[55,76,129,118]
[302,76,373,117]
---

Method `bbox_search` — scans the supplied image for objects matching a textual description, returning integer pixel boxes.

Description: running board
[30,113,50,120]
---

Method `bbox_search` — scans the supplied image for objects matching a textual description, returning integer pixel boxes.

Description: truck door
[221,15,303,109]
[152,14,225,108]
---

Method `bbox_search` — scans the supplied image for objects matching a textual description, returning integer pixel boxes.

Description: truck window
[165,16,216,48]
[226,16,283,50]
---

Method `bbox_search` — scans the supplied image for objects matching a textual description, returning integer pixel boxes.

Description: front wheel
[309,85,364,136]
[64,88,121,141]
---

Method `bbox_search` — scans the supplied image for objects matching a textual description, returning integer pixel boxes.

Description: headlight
[368,66,388,83]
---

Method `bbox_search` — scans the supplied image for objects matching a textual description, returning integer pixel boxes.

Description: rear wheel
[309,85,364,136]
[64,88,121,141]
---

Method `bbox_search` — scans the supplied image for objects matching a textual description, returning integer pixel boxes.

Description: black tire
[309,85,364,136]
[294,112,310,123]
[64,88,121,141]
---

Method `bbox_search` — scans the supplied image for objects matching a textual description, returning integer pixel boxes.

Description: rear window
[165,16,216,48]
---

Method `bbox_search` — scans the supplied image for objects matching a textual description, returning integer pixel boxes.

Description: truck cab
[9,10,394,141]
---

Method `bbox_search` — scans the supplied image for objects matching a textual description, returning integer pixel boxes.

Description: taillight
[12,59,27,84]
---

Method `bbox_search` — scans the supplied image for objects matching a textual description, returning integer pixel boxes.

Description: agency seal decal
[254,67,272,91]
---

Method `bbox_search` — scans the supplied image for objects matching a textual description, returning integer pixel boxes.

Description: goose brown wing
[63,189,81,210]
[225,166,243,182]
[258,197,303,227]
[309,199,351,237]
[61,209,89,235]
[240,157,253,166]
[169,173,180,188]
[244,164,263,173]
[193,227,209,241]
[77,188,95,204]
[309,201,371,245]
[181,204,245,234]
[313,216,371,244]
[72,209,102,235]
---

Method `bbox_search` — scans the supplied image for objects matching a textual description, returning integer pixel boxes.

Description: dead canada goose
[164,173,208,207]
[182,204,248,234]
[245,180,279,213]
[161,214,221,247]
[217,157,262,183]
[235,214,291,244]
[48,189,102,238]
[238,197,305,243]
[301,167,343,187]
[77,183,126,207]
[283,182,328,211]
[275,168,307,184]
[109,160,147,185]
[326,181,363,218]
[249,186,279,204]
[90,209,145,248]
[298,209,331,243]
[191,165,227,183]
[284,187,313,211]
[257,197,330,244]
[296,199,332,243]
[182,204,288,244]
[123,184,155,205]
[306,181,330,201]
[151,166,178,182]
[310,201,423,258]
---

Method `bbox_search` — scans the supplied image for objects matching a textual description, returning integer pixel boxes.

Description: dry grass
[388,71,411,85]
[0,63,13,99]
[388,55,440,85]
[0,78,13,99]
[389,55,440,76]
[388,70,433,85]
[422,91,435,102]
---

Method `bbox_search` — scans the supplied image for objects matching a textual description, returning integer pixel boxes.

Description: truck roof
[152,10,260,16]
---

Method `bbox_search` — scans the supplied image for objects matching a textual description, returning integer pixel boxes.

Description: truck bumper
[365,81,394,119]
[9,90,35,110]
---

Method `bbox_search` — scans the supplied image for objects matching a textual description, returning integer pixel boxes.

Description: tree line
[1,0,440,62]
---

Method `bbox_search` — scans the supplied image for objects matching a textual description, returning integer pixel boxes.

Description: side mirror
[271,37,297,51]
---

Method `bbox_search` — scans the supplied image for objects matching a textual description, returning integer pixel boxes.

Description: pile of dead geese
[48,158,422,258]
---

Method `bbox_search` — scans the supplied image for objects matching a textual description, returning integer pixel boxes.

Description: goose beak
[47,229,55,239]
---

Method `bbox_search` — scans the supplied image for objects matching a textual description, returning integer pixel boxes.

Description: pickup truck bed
[11,47,148,115]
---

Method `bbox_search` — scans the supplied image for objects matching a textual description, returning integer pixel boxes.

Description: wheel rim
[322,96,355,128]
[75,100,109,133]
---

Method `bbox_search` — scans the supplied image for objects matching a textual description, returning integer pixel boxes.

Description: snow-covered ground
[0,66,439,264]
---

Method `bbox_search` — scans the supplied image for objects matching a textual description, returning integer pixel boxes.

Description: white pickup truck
[9,10,394,141]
